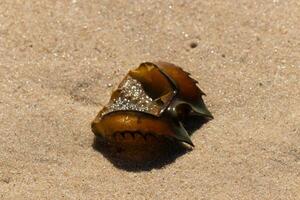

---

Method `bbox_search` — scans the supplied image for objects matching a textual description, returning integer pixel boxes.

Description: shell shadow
[92,116,210,172]
[182,116,210,136]
[92,137,190,172]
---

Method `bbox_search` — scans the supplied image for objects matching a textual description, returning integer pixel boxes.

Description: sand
[0,0,299,199]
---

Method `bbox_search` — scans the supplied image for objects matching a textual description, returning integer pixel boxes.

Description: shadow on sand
[92,116,210,172]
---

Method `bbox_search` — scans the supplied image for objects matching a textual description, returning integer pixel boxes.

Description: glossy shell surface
[91,62,213,147]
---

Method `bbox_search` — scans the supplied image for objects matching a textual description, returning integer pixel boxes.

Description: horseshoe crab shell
[91,62,213,147]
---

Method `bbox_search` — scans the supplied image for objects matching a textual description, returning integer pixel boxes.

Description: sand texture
[0,0,300,199]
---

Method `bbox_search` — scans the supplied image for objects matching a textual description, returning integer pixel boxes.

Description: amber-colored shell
[91,62,213,147]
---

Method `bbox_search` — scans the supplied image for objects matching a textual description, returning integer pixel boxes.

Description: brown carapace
[91,62,213,147]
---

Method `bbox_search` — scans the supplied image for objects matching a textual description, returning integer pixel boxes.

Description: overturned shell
[91,62,213,147]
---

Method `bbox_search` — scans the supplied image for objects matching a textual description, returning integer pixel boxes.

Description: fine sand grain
[0,0,299,199]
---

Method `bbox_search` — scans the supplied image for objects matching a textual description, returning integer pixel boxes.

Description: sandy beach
[0,0,299,199]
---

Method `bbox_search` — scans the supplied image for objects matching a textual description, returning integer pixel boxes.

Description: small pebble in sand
[106,83,112,88]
